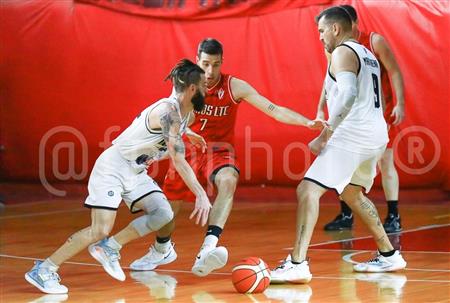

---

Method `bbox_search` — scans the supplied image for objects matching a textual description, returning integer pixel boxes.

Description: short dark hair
[315,6,353,31]
[197,38,223,58]
[340,5,357,22]
[165,59,205,93]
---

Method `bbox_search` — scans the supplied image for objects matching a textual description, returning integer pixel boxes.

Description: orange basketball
[231,257,271,294]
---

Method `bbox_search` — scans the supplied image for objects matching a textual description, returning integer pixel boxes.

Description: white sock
[155,240,171,253]
[201,235,218,250]
[106,236,122,250]
[41,258,59,271]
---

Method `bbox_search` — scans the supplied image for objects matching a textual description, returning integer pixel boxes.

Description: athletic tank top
[113,96,191,164]
[189,74,240,146]
[325,41,388,151]
[359,31,394,122]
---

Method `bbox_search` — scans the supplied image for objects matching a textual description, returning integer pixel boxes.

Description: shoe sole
[192,247,228,277]
[25,273,68,294]
[384,228,403,233]
[88,245,126,281]
[287,275,313,284]
[324,226,353,231]
[353,261,407,273]
[270,274,312,284]
[130,253,177,271]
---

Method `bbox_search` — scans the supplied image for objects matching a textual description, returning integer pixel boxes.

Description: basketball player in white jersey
[271,6,406,283]
[24,59,212,294]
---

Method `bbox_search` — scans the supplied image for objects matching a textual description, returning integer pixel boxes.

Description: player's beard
[191,90,205,112]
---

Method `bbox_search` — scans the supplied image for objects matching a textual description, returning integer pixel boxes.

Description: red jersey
[359,31,395,123]
[190,73,240,145]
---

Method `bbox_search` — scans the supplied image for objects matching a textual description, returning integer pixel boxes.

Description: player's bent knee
[216,175,238,193]
[146,206,174,231]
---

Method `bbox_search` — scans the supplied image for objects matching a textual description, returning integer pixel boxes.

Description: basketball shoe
[88,239,125,281]
[270,256,312,284]
[130,242,177,271]
[324,213,353,231]
[191,246,228,277]
[353,250,406,272]
[384,214,402,233]
[25,261,68,294]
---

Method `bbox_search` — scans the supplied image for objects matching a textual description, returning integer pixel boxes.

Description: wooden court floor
[0,185,449,302]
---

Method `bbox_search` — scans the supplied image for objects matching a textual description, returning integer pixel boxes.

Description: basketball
[231,257,271,294]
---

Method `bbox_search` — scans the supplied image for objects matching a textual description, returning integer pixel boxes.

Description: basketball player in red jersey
[317,5,405,233]
[125,38,323,276]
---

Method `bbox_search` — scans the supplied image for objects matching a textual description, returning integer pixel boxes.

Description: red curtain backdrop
[1,0,449,189]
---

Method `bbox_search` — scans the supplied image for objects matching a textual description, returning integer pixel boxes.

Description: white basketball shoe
[191,246,228,277]
[353,250,406,272]
[130,243,177,271]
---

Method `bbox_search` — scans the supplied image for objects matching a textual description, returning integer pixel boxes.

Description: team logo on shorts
[108,191,114,197]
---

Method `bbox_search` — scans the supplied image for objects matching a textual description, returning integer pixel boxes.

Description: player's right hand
[189,194,212,226]
[308,126,332,155]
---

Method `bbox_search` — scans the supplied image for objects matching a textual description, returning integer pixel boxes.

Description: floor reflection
[264,284,312,303]
[130,271,177,300]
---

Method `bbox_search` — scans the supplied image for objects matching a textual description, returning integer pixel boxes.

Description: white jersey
[112,96,191,164]
[325,41,388,151]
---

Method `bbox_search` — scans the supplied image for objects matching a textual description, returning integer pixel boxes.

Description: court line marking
[0,208,87,220]
[282,222,450,250]
[308,248,450,255]
[1,200,75,208]
[434,214,450,219]
[311,276,450,283]
[2,254,448,283]
[0,254,229,275]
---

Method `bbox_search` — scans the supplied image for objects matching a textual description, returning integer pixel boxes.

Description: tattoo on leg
[297,224,305,245]
[360,198,379,219]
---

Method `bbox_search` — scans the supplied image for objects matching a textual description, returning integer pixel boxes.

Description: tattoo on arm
[174,141,185,154]
[268,104,275,111]
[160,107,184,154]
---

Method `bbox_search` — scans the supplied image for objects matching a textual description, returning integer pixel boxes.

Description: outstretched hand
[307,119,327,130]
[189,195,212,226]
[390,104,405,125]
[186,131,207,153]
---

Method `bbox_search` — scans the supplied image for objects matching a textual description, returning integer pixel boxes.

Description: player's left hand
[186,131,207,153]
[390,104,405,125]
[307,119,327,130]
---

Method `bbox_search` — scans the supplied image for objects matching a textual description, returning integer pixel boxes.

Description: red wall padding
[0,0,449,189]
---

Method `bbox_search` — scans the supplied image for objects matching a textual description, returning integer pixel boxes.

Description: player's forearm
[171,156,207,198]
[316,83,327,115]
[274,107,312,126]
[328,72,357,130]
[390,71,405,106]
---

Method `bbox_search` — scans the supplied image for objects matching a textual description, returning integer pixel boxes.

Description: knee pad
[131,192,174,236]
[145,201,174,231]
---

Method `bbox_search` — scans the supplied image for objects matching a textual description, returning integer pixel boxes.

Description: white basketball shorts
[84,145,162,213]
[304,144,386,194]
